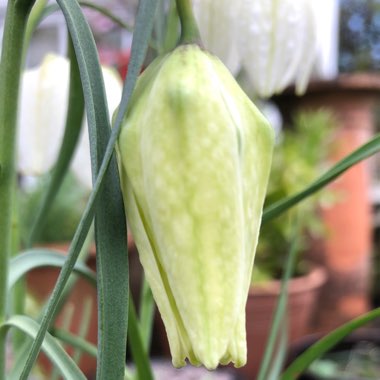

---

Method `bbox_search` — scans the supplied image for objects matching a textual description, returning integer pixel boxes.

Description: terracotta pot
[273,73,380,331]
[236,266,327,380]
[26,236,136,378]
[26,243,97,378]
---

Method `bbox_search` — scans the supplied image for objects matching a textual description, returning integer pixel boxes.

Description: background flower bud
[18,53,122,189]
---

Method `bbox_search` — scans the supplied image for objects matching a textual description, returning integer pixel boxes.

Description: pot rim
[249,265,327,297]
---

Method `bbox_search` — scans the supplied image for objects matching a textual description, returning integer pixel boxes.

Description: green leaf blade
[281,307,380,380]
[1,315,87,380]
[263,134,380,223]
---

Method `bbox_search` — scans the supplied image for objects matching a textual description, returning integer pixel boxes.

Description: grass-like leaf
[8,249,96,291]
[263,134,380,224]
[1,315,86,380]
[27,38,84,247]
[138,278,155,350]
[20,0,157,378]
[128,300,154,380]
[281,307,380,380]
[257,220,299,380]
[18,0,113,376]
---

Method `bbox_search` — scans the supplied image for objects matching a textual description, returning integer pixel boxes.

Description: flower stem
[0,1,34,379]
[175,0,201,45]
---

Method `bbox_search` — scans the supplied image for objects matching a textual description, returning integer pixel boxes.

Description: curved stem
[175,0,201,45]
[0,1,35,379]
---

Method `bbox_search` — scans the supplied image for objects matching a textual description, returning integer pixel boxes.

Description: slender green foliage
[281,307,380,379]
[8,249,96,291]
[263,134,380,223]
[19,0,157,378]
[1,315,86,379]
[257,220,299,380]
[0,1,35,378]
[128,301,154,380]
[27,37,85,247]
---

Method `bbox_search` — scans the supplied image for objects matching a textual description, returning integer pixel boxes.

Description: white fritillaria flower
[117,45,274,369]
[18,53,122,189]
[192,0,241,75]
[238,0,319,97]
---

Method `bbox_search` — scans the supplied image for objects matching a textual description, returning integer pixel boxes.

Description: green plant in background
[254,110,336,282]
[1,0,380,380]
[19,173,89,245]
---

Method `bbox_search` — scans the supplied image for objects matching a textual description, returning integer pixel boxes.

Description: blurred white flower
[192,0,241,75]
[193,1,321,98]
[238,0,319,98]
[312,0,340,80]
[18,53,122,189]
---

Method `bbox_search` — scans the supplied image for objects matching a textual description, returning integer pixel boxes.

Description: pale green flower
[117,45,274,369]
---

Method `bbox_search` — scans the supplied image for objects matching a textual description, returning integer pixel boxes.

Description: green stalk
[22,0,48,64]
[175,0,201,45]
[0,1,35,378]
[11,193,25,352]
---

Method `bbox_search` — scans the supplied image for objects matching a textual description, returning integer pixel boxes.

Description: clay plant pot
[26,243,98,379]
[236,266,327,380]
[26,236,136,379]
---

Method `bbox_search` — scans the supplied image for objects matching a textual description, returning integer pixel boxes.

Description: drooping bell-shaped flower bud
[117,45,274,369]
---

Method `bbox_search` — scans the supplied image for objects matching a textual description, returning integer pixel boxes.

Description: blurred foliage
[253,110,337,283]
[19,172,89,245]
[339,0,380,72]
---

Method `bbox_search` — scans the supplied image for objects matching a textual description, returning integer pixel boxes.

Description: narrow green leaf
[281,307,380,380]
[51,328,135,380]
[41,2,133,33]
[263,134,380,223]
[19,0,110,374]
[128,300,154,380]
[79,1,133,31]
[1,315,86,380]
[27,37,85,246]
[21,0,158,378]
[8,249,96,292]
[52,326,98,358]
[0,2,35,378]
[138,278,155,350]
[267,327,288,380]
[89,0,157,378]
[23,0,48,63]
[257,220,299,380]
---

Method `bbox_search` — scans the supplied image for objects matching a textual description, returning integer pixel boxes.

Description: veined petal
[239,0,319,98]
[192,0,241,75]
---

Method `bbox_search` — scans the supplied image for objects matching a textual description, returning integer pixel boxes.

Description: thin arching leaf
[27,38,85,246]
[8,249,96,291]
[20,0,158,379]
[1,315,86,380]
[281,307,380,380]
[263,134,380,223]
[257,221,299,380]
